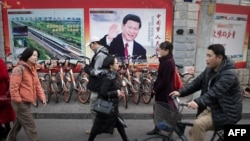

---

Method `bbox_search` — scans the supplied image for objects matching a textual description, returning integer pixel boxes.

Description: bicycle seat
[150,70,157,75]
[130,67,137,72]
[141,68,148,73]
[176,64,184,69]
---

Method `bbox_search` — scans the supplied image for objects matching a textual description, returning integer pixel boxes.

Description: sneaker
[85,129,91,134]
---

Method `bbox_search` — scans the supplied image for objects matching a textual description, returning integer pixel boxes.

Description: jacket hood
[218,56,235,72]
[97,46,109,54]
[17,61,37,70]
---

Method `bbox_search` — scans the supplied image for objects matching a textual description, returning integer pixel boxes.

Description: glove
[83,65,92,75]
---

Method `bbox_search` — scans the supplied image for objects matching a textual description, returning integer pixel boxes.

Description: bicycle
[175,64,195,85]
[62,58,79,103]
[118,55,141,108]
[142,97,224,141]
[42,57,61,103]
[74,55,91,104]
[139,56,158,104]
[55,58,72,103]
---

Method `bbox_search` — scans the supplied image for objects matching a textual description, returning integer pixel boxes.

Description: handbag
[174,67,183,90]
[93,98,113,115]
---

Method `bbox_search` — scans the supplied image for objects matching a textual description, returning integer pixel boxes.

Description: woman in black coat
[153,41,176,107]
[147,41,177,135]
[88,56,136,141]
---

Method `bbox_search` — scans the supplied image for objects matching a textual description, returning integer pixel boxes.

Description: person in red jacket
[0,58,15,140]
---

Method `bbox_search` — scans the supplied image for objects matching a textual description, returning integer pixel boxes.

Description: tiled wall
[173,0,199,66]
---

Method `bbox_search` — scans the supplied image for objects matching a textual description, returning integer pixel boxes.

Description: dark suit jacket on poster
[100,33,147,62]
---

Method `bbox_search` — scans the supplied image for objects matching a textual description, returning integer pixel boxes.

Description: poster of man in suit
[89,8,166,63]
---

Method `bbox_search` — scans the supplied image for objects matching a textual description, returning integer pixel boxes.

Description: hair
[19,47,39,62]
[159,41,173,53]
[102,55,115,69]
[207,44,226,59]
[123,14,141,29]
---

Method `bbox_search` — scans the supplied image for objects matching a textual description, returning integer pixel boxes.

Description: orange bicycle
[75,55,91,104]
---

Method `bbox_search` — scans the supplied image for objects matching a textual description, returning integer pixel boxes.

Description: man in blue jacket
[170,44,242,141]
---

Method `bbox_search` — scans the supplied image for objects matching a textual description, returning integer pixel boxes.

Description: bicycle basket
[153,101,181,132]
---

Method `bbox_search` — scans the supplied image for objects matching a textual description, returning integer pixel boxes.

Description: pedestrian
[88,55,137,141]
[83,36,109,134]
[100,14,147,63]
[0,58,15,140]
[146,41,177,135]
[169,44,242,141]
[6,47,47,141]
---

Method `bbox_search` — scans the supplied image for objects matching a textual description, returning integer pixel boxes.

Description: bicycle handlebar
[172,96,188,107]
[79,55,90,65]
[149,53,158,58]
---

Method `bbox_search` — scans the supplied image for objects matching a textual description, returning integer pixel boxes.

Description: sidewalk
[31,93,250,120]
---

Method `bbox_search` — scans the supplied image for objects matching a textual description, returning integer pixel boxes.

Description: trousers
[189,107,214,141]
[6,102,39,141]
[90,91,98,123]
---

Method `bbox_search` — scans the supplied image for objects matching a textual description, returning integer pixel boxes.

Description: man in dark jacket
[170,44,242,141]
[83,36,109,134]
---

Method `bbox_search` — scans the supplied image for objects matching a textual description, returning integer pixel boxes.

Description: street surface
[12,119,249,141]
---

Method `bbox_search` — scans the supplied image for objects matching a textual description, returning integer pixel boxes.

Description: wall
[173,0,199,67]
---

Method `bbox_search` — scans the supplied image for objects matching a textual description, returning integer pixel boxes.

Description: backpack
[87,50,109,92]
[173,67,183,90]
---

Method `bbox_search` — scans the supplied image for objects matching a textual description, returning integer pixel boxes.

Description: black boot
[146,126,159,135]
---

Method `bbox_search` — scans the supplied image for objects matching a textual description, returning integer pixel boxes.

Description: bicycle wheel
[63,80,73,103]
[142,135,169,141]
[182,74,194,85]
[120,86,128,109]
[141,80,152,104]
[51,82,59,103]
[56,73,63,93]
[131,80,140,104]
[185,76,194,85]
[77,81,91,104]
[41,75,51,103]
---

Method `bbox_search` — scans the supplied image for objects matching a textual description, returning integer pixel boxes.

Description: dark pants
[88,118,128,141]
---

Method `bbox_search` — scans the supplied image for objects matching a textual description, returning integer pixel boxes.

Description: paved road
[13,119,250,141]
[30,92,250,120]
[3,91,250,141]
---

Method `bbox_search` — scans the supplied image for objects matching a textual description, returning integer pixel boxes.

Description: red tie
[124,43,129,63]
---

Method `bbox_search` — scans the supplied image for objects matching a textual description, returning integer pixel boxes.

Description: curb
[32,113,250,120]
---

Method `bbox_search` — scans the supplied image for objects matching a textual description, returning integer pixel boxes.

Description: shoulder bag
[93,98,113,115]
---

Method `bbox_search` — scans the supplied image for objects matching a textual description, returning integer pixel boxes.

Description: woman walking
[147,41,177,135]
[88,56,137,141]
[6,47,46,141]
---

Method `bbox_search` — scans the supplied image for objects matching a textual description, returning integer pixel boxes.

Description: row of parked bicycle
[4,53,195,109]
